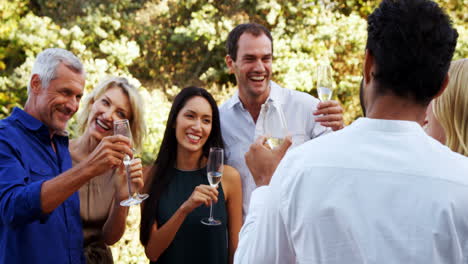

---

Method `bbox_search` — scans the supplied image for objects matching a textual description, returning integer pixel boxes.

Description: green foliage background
[1,0,466,262]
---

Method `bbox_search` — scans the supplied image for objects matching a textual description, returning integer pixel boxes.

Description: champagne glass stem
[208,201,214,221]
[125,161,133,197]
[201,147,223,226]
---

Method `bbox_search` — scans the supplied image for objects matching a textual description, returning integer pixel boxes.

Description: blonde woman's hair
[77,76,146,152]
[433,58,468,156]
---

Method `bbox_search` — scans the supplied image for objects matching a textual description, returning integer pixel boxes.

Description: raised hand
[82,135,133,177]
[114,158,144,201]
[180,185,219,215]
[245,135,292,187]
[314,100,345,131]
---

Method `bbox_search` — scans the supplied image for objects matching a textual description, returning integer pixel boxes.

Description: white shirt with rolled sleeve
[219,81,330,219]
[234,118,468,264]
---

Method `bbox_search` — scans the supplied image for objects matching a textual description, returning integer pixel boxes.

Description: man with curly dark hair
[235,0,468,263]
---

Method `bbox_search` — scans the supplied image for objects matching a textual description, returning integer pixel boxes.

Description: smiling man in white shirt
[235,0,468,263]
[220,23,345,219]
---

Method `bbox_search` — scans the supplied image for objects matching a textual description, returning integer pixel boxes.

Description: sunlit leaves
[0,1,466,260]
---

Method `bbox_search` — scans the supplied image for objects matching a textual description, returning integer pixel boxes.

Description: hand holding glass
[201,147,224,226]
[261,102,288,149]
[316,63,334,101]
[113,119,149,206]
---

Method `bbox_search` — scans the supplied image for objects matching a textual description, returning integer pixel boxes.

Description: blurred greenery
[1,0,466,262]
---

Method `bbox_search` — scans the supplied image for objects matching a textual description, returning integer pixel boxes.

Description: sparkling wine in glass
[201,147,224,226]
[316,63,334,102]
[261,102,288,149]
[113,119,149,206]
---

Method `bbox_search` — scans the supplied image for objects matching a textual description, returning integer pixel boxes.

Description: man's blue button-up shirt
[0,107,84,263]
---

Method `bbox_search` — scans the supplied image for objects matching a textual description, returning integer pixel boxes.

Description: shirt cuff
[27,179,51,223]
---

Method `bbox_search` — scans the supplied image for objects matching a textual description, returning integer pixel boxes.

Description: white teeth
[96,119,110,130]
[250,76,265,81]
[187,134,201,141]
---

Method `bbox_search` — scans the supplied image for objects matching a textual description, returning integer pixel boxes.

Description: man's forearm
[40,163,94,213]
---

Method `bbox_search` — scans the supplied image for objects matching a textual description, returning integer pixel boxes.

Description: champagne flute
[113,119,149,206]
[201,147,224,226]
[261,102,288,149]
[316,63,334,101]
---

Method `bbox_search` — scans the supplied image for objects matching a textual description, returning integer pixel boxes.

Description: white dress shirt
[219,81,330,218]
[235,118,468,264]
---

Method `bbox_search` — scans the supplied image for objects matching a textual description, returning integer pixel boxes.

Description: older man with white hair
[0,48,133,263]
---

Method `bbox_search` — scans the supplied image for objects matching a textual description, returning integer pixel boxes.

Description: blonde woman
[425,58,468,156]
[70,77,147,263]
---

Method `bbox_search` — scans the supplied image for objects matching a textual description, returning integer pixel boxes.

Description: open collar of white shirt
[223,81,285,111]
[223,81,285,137]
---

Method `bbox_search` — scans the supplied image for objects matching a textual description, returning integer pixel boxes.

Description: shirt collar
[351,117,425,134]
[226,80,284,109]
[266,81,284,105]
[11,107,69,138]
[225,90,241,109]
[11,107,44,131]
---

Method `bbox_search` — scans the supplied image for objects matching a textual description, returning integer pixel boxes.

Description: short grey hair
[27,48,85,95]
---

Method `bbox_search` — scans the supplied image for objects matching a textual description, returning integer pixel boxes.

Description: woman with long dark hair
[140,87,242,264]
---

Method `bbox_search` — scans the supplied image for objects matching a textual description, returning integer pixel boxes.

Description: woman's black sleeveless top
[151,167,228,264]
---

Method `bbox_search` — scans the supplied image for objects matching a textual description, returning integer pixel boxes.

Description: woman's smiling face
[87,86,131,142]
[175,96,213,155]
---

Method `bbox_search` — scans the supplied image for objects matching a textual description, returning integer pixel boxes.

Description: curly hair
[366,0,458,105]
